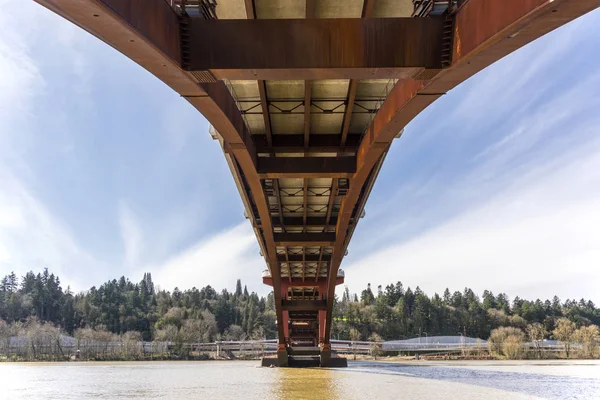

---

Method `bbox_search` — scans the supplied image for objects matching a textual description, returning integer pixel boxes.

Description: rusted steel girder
[264,276,343,287]
[186,18,445,80]
[257,157,356,179]
[322,0,600,342]
[274,233,337,247]
[339,0,376,149]
[255,134,361,155]
[273,216,339,229]
[31,0,288,347]
[282,300,327,311]
[277,254,332,262]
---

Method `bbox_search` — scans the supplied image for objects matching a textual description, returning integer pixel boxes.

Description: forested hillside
[1,269,598,342]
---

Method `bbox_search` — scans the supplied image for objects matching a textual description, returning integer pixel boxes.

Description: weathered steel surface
[273,217,339,229]
[209,68,427,81]
[257,157,356,179]
[265,276,343,287]
[277,254,333,262]
[190,83,257,159]
[426,0,600,94]
[98,0,181,61]
[187,18,444,80]
[340,79,359,149]
[282,300,327,311]
[274,233,337,247]
[255,134,361,155]
[340,0,376,150]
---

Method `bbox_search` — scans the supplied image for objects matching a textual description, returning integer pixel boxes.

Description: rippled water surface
[0,360,599,399]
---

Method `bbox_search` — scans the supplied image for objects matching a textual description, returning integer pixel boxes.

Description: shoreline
[2,355,599,364]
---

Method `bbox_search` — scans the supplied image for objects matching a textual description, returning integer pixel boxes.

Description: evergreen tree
[1,268,598,344]
[235,280,243,297]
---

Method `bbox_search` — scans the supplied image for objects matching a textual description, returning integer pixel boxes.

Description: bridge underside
[35,0,600,367]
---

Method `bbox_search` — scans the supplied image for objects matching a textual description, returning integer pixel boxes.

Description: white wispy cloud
[118,200,144,271]
[343,134,600,301]
[0,165,107,289]
[148,222,266,293]
[0,1,105,290]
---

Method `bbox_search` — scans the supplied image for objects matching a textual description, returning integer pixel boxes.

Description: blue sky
[1,2,599,302]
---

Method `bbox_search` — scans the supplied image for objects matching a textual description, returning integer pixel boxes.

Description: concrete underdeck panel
[316,0,363,18]
[256,0,305,19]
[214,0,247,19]
[373,0,414,17]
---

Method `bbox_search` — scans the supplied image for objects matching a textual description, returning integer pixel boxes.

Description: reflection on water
[272,367,342,400]
[0,360,598,400]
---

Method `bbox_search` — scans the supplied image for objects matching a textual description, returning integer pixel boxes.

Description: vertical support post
[320,342,331,367]
[283,310,290,342]
[277,282,289,366]
[318,310,326,344]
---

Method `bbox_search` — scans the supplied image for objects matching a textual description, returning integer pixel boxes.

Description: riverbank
[3,351,599,363]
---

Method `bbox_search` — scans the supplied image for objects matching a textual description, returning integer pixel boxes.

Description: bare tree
[121,331,143,360]
[224,325,245,341]
[553,318,576,358]
[574,325,600,358]
[368,332,383,360]
[489,326,525,359]
[527,323,547,359]
[0,319,10,357]
[349,328,361,360]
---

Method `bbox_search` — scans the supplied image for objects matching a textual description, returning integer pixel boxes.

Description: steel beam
[282,300,327,312]
[304,84,312,148]
[339,0,375,149]
[278,254,332,262]
[340,80,359,149]
[273,216,339,228]
[257,157,356,179]
[186,18,444,80]
[274,233,336,247]
[255,134,361,155]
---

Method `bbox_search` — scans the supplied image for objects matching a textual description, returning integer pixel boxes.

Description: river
[0,360,599,399]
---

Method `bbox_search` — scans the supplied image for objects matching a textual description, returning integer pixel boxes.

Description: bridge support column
[282,310,290,342]
[320,342,331,367]
[277,343,288,367]
[318,310,326,344]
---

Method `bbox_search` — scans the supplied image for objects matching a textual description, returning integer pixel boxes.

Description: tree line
[1,269,599,346]
[331,282,599,342]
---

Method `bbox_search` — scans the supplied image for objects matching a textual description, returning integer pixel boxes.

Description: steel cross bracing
[34,0,600,367]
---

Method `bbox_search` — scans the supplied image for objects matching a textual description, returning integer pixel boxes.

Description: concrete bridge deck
[33,0,600,367]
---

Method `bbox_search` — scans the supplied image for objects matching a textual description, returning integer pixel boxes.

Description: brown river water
[0,360,599,399]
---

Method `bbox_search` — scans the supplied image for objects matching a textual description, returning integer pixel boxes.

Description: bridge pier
[262,273,346,367]
[277,344,289,367]
[319,344,331,367]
